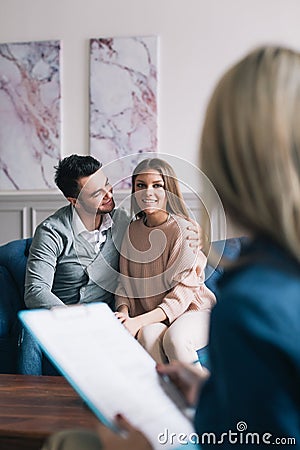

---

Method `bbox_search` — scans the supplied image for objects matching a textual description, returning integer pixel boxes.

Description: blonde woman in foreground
[42,45,300,450]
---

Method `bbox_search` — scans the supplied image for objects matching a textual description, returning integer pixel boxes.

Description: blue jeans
[18,327,59,375]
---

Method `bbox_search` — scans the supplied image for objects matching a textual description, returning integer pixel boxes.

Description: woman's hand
[115,312,142,336]
[116,309,167,338]
[98,413,153,450]
[121,316,143,337]
[156,361,209,406]
[114,311,129,324]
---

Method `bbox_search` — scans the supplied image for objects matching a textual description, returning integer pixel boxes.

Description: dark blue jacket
[195,237,300,449]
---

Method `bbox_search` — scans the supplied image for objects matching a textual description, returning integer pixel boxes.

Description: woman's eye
[136,183,145,188]
[153,184,164,188]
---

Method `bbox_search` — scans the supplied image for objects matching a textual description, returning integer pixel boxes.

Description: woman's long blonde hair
[131,158,189,220]
[201,45,300,261]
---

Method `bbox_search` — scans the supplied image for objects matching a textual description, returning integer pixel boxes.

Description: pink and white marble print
[89,36,158,189]
[0,40,61,190]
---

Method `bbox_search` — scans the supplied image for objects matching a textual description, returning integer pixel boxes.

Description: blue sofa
[0,236,247,374]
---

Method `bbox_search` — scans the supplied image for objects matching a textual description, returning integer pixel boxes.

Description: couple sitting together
[23,154,215,373]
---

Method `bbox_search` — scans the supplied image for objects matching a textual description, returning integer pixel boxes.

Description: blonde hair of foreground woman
[201,45,300,262]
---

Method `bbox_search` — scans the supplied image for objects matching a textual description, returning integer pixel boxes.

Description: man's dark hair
[54,154,102,198]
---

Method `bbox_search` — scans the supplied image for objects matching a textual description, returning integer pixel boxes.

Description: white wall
[2,0,300,171]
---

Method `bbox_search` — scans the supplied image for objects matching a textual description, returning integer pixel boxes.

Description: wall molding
[0,191,225,245]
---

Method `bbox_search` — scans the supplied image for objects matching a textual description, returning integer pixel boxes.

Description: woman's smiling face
[133,169,168,217]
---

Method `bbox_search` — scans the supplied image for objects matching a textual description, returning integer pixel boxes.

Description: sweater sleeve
[158,233,215,323]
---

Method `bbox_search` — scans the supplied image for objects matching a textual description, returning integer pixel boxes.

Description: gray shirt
[24,205,129,309]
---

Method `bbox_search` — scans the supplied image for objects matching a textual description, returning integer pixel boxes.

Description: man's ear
[67,197,77,207]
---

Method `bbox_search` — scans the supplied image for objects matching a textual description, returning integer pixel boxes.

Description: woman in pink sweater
[115,158,215,366]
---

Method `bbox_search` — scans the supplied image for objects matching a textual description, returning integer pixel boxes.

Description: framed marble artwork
[89,36,158,189]
[0,40,61,190]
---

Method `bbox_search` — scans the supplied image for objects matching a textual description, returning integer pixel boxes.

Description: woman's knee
[162,312,211,362]
[162,325,184,356]
[137,323,167,348]
[137,323,168,363]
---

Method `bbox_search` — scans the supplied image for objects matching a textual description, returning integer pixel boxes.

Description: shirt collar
[100,212,114,234]
[72,208,113,236]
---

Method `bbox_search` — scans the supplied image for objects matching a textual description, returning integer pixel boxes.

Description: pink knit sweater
[115,215,216,323]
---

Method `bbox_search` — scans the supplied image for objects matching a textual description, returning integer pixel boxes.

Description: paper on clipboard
[19,303,196,449]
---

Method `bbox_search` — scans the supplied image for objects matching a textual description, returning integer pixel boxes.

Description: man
[25,154,129,310]
[21,154,129,374]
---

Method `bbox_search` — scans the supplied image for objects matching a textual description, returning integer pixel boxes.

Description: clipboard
[19,303,197,449]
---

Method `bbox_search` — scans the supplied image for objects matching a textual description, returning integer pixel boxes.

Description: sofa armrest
[0,266,23,337]
[0,238,32,298]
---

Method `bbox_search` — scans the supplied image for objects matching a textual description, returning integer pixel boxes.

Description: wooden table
[0,374,99,450]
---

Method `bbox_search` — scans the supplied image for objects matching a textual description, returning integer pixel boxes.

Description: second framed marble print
[89,36,158,189]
